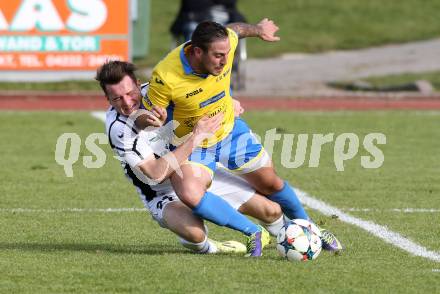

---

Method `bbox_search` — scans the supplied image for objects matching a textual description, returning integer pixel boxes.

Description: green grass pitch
[1,111,439,293]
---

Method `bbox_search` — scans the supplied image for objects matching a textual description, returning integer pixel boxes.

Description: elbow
[137,165,163,185]
[136,157,171,185]
[150,171,168,184]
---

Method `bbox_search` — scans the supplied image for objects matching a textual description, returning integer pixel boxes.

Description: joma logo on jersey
[185,88,203,98]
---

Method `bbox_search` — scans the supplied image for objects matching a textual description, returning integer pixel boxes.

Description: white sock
[261,215,285,236]
[179,236,218,254]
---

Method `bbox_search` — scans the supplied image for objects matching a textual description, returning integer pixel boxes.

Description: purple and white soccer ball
[276,219,322,262]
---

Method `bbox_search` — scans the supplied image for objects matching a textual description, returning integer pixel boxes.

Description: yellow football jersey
[143,28,239,147]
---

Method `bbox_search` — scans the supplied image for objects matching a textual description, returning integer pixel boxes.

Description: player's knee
[176,185,206,208]
[258,176,284,195]
[270,202,283,221]
[263,202,283,223]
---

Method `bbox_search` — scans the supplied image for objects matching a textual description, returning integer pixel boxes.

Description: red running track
[1,93,440,111]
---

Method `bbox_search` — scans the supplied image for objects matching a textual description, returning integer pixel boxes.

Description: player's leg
[238,194,284,237]
[241,161,343,251]
[210,168,283,238]
[220,118,343,251]
[218,117,309,220]
[162,200,206,243]
[241,164,309,221]
[239,194,281,224]
[170,163,213,208]
[148,194,245,254]
[170,162,265,256]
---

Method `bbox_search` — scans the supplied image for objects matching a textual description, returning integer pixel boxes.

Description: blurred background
[1,0,440,96]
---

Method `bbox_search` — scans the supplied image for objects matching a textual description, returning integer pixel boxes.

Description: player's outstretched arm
[136,112,224,183]
[227,18,280,42]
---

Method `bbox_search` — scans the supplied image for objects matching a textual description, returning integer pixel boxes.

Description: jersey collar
[180,42,208,79]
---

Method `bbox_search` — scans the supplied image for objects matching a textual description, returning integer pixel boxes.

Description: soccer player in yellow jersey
[143,19,343,253]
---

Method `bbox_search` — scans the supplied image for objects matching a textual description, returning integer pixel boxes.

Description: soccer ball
[276,219,322,262]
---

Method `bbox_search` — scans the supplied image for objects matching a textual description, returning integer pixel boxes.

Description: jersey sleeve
[109,122,154,168]
[142,69,172,110]
[227,28,239,53]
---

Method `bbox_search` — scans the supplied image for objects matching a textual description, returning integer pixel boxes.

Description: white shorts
[145,168,255,228]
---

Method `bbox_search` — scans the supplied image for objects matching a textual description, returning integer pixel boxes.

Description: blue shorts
[188,117,269,175]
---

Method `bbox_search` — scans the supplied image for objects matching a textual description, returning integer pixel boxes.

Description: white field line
[90,112,440,263]
[3,207,437,214]
[295,189,440,263]
[91,111,106,122]
[0,208,146,213]
[343,208,440,213]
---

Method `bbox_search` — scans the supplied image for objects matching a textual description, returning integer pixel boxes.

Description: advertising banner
[0,0,130,71]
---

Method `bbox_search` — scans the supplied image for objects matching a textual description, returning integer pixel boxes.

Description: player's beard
[200,55,223,76]
[212,65,224,76]
[207,64,224,76]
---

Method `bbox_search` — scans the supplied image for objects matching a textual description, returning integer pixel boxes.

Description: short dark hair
[95,60,137,95]
[191,21,229,51]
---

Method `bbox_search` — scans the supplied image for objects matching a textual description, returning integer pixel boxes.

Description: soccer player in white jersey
[96,61,286,255]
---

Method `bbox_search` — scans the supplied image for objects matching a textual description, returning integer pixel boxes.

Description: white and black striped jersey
[105,85,175,201]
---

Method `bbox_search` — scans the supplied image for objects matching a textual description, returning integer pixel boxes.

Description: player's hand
[233,99,244,117]
[134,107,166,129]
[193,112,224,144]
[151,105,167,125]
[257,18,280,42]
